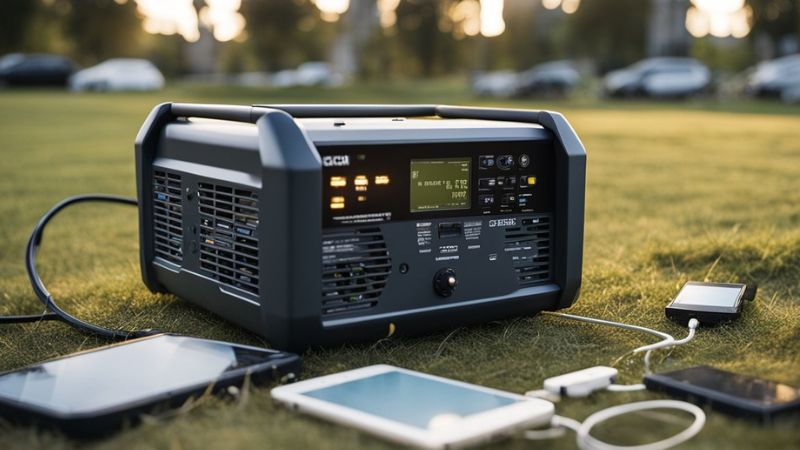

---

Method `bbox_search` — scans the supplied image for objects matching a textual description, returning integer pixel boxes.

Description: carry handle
[171,103,260,123]
[256,104,437,118]
[171,103,549,127]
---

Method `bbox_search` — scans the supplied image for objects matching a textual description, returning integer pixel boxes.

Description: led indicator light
[330,176,347,188]
[330,196,345,210]
[375,175,390,185]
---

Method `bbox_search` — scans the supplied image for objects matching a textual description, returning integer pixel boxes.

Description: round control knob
[519,153,530,168]
[433,268,458,297]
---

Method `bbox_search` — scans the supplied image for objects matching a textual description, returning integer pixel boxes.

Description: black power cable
[1,194,160,340]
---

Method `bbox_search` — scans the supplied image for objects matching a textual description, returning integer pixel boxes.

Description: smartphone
[665,281,749,325]
[271,365,554,449]
[0,334,299,437]
[644,365,800,423]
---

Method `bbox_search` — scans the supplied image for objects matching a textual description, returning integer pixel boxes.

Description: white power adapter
[543,366,618,398]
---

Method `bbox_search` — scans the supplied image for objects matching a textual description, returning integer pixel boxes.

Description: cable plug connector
[542,366,618,398]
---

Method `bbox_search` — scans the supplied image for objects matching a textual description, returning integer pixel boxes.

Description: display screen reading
[410,158,471,213]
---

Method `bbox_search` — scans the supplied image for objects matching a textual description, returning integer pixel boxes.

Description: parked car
[781,83,800,103]
[471,71,519,97]
[69,59,164,91]
[516,60,581,97]
[603,57,711,98]
[0,53,77,87]
[745,54,800,100]
[271,62,343,88]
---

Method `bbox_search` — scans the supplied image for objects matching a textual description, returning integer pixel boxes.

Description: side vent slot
[321,227,391,315]
[197,182,260,295]
[504,215,551,286]
[152,170,183,263]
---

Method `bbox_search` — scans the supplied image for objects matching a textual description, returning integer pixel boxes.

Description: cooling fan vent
[197,181,260,295]
[152,170,183,264]
[321,227,391,315]
[504,215,552,286]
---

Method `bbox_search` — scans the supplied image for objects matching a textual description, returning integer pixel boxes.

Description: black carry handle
[170,103,438,123]
[260,104,548,126]
[256,104,438,118]
[170,103,549,127]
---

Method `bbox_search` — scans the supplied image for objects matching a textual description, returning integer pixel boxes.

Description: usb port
[438,222,462,238]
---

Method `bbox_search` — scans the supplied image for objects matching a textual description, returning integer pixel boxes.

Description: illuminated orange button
[375,175,390,185]
[330,196,345,209]
[527,176,537,186]
[354,175,369,186]
[330,176,347,188]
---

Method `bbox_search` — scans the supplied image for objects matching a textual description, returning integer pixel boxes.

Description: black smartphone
[644,365,800,423]
[665,281,752,325]
[0,334,300,437]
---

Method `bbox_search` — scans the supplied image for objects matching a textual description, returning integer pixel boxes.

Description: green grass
[0,83,798,449]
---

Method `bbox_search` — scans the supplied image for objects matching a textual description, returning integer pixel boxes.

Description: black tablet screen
[0,335,272,414]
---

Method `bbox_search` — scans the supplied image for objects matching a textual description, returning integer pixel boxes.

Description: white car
[516,60,582,97]
[70,59,164,91]
[604,57,711,98]
[745,54,800,100]
[471,71,519,97]
[271,62,344,88]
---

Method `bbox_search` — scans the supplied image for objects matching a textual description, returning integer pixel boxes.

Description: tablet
[271,365,554,449]
[0,334,300,437]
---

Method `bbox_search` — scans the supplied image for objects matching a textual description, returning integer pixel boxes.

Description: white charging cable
[524,313,706,449]
[543,312,700,385]
[527,400,706,450]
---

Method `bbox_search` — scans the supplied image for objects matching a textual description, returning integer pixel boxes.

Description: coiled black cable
[1,194,160,340]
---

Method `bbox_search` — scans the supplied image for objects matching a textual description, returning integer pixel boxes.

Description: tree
[749,0,800,56]
[58,0,145,64]
[0,0,38,54]
[240,0,330,71]
[565,0,651,71]
[395,0,454,76]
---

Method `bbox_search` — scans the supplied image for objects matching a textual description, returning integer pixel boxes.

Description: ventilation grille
[197,182,260,295]
[322,227,391,315]
[504,215,552,286]
[153,170,183,264]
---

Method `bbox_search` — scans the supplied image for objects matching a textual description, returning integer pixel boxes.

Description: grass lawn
[0,83,798,449]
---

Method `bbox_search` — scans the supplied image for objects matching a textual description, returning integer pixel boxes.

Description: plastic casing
[135,104,586,351]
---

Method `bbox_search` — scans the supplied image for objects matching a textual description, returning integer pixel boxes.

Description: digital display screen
[673,284,742,307]
[410,158,471,213]
[304,370,518,430]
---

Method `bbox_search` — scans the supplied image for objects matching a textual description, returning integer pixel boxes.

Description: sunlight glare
[686,0,751,38]
[377,0,401,28]
[199,0,245,42]
[561,0,580,15]
[542,0,561,11]
[312,0,350,22]
[479,0,505,37]
[449,0,481,37]
[136,0,200,42]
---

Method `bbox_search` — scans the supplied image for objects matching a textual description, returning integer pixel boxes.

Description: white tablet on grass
[271,365,554,449]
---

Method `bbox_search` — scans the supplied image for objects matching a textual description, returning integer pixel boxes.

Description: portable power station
[136,104,586,350]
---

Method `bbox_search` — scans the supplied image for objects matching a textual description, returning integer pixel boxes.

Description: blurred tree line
[1,0,798,78]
